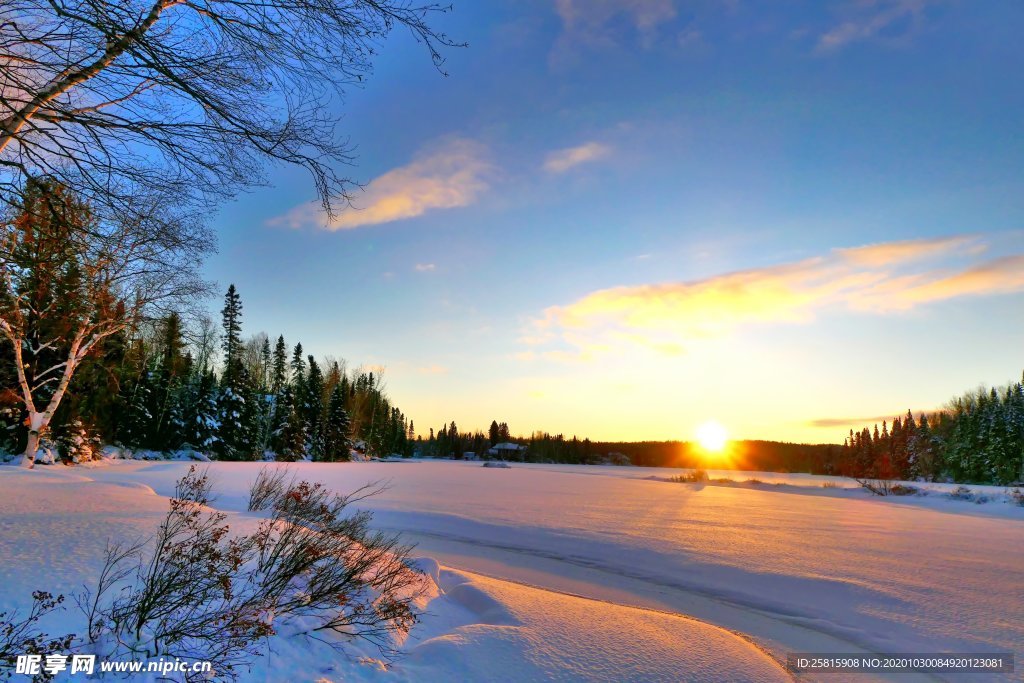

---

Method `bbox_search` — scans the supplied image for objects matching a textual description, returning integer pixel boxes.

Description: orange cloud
[837,235,978,268]
[528,235,1024,359]
[544,142,612,173]
[863,254,1024,311]
[269,138,491,230]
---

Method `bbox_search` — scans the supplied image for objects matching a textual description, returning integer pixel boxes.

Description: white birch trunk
[18,332,87,468]
[20,412,44,468]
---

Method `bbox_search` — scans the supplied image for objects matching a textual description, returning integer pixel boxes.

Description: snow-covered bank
[81,460,1024,680]
[0,463,791,682]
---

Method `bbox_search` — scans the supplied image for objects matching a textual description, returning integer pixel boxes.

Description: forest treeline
[0,283,414,462]
[419,427,843,474]
[840,376,1024,485]
[425,374,1024,485]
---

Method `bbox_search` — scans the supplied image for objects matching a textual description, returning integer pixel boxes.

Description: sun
[695,420,729,453]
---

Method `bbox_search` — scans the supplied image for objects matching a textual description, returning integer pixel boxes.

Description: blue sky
[204,0,1024,442]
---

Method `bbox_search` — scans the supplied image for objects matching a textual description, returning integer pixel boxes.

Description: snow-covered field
[1,459,1021,682]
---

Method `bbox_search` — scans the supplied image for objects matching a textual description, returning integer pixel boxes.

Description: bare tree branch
[0,0,460,223]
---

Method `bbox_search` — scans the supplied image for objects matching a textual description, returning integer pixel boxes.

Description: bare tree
[190,312,219,374]
[0,0,458,221]
[0,178,209,466]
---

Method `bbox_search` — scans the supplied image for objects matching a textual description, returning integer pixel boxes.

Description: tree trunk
[20,411,44,468]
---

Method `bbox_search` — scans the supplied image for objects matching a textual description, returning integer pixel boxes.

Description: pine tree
[268,383,295,458]
[221,285,244,384]
[151,313,190,450]
[272,335,288,393]
[910,414,935,481]
[323,383,351,461]
[120,356,155,449]
[290,343,306,388]
[305,355,325,459]
[182,369,219,452]
[449,420,459,458]
[281,399,307,461]
[216,285,257,459]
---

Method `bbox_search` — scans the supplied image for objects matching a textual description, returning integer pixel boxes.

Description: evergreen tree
[268,383,295,458]
[280,399,307,461]
[290,343,306,388]
[323,383,352,461]
[182,369,220,452]
[216,285,257,459]
[909,414,935,481]
[449,420,459,457]
[152,313,191,449]
[272,335,288,393]
[119,353,155,449]
[220,285,244,384]
[304,355,325,459]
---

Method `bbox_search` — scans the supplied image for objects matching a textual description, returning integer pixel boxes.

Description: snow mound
[402,570,789,682]
[409,557,441,585]
[441,579,522,626]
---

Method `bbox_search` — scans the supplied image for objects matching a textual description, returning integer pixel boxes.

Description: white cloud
[414,263,437,273]
[543,142,612,174]
[554,0,678,45]
[817,0,932,53]
[268,138,491,230]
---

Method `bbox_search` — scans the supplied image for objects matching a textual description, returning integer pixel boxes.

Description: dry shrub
[949,485,974,500]
[0,592,76,681]
[247,465,294,511]
[1010,488,1024,506]
[856,478,900,496]
[79,465,425,681]
[669,469,709,483]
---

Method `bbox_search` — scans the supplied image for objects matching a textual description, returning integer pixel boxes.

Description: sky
[204,0,1024,444]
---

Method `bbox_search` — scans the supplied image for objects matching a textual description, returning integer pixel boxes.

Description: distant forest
[427,373,1024,486]
[422,429,844,476]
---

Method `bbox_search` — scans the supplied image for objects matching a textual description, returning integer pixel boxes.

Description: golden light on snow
[695,420,729,453]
